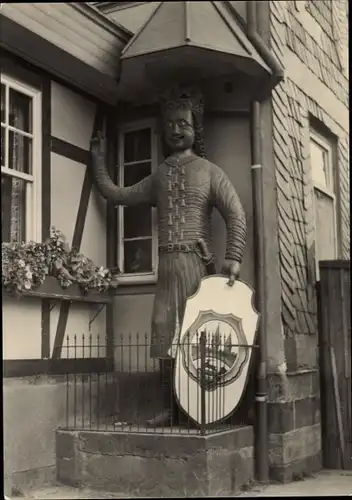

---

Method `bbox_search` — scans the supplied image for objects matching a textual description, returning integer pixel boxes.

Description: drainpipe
[251,100,269,485]
[246,1,284,99]
[246,0,284,485]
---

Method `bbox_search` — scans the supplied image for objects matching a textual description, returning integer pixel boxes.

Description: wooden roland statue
[90,85,247,426]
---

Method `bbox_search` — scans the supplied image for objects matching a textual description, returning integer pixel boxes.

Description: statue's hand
[221,259,240,287]
[90,130,105,156]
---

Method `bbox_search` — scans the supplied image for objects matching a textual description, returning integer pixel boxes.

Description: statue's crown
[159,84,204,115]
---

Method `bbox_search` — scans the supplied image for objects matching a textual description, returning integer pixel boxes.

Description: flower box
[2,228,119,303]
[21,276,113,304]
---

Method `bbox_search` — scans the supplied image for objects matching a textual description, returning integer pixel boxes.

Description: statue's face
[163,108,195,153]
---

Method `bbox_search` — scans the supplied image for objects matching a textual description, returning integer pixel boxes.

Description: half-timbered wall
[3,79,107,362]
[3,62,111,492]
[50,81,107,359]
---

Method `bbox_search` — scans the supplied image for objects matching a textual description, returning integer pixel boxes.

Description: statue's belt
[158,240,215,265]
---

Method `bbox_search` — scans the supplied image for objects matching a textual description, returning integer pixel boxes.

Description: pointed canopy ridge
[121,1,272,75]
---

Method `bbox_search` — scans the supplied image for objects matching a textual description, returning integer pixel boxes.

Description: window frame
[117,118,159,284]
[309,128,338,277]
[1,73,42,243]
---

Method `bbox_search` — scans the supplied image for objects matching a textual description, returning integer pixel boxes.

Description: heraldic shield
[174,276,259,426]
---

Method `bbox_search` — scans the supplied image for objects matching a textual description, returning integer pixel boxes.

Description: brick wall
[267,0,349,481]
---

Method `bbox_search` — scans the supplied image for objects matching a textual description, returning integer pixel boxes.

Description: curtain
[9,94,27,243]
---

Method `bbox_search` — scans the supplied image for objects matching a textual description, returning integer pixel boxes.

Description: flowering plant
[2,227,120,297]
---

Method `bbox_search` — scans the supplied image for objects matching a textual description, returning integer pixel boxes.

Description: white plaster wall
[50,153,85,244]
[81,189,107,268]
[50,302,106,359]
[51,81,106,265]
[113,294,155,372]
[2,297,41,359]
[51,81,96,150]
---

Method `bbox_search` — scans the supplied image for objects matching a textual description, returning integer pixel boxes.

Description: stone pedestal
[56,425,254,497]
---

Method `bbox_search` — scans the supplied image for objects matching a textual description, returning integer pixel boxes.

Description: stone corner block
[55,429,82,488]
[56,425,254,496]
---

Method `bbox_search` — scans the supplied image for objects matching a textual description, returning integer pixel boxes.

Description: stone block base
[56,425,254,497]
[267,370,323,482]
[269,451,322,483]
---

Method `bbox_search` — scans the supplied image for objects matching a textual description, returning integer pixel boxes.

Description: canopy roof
[121,1,271,73]
[117,0,274,100]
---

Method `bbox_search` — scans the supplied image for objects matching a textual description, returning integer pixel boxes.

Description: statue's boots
[146,359,179,427]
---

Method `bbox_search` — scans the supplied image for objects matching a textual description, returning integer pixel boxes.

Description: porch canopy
[117,1,274,102]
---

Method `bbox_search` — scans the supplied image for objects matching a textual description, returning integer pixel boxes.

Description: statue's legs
[150,252,207,358]
[146,358,178,427]
[147,251,208,427]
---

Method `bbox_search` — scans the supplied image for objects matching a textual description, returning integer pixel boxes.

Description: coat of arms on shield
[173,276,259,426]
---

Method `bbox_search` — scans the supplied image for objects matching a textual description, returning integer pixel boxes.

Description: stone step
[56,424,255,497]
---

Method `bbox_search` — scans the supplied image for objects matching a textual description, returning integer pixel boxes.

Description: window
[117,120,159,283]
[309,129,337,279]
[1,74,41,243]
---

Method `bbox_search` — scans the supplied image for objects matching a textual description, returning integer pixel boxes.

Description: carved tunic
[110,154,246,262]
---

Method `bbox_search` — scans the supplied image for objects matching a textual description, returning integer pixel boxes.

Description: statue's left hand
[221,260,241,287]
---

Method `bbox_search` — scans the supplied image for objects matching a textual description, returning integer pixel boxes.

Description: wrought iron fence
[63,331,255,436]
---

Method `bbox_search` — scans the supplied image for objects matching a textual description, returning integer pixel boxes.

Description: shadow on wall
[3,375,111,490]
[205,115,254,287]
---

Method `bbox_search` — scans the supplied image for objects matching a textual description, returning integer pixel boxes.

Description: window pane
[9,88,32,133]
[124,205,152,239]
[124,161,151,187]
[310,139,328,187]
[1,174,26,243]
[9,131,32,174]
[124,239,152,273]
[1,84,5,123]
[314,189,336,262]
[1,126,5,166]
[124,128,151,163]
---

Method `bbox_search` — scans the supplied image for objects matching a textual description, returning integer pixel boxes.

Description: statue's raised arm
[90,132,155,207]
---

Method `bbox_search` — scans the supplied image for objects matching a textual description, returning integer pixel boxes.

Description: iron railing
[62,331,256,435]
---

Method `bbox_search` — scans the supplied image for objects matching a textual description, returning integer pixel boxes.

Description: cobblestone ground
[17,470,352,499]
